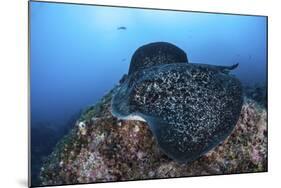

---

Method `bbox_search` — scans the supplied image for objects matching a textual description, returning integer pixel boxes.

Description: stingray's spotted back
[112,42,243,163]
[129,64,242,162]
[128,42,188,75]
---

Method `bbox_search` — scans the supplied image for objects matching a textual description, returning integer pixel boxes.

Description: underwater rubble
[39,86,267,186]
[244,84,267,108]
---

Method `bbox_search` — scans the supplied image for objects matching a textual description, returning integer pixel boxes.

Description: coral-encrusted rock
[39,90,267,186]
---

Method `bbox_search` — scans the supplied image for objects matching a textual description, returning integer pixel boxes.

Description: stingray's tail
[218,63,239,74]
[226,63,239,70]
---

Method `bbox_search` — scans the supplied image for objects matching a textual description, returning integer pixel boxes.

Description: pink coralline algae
[39,90,267,186]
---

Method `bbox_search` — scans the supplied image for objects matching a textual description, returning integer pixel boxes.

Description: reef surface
[39,87,267,186]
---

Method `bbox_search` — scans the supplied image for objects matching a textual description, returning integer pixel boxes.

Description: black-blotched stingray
[111,42,243,163]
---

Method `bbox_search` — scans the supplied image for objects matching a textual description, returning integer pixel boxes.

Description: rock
[244,84,267,107]
[39,90,267,186]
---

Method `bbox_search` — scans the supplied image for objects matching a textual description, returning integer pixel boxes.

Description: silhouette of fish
[117,26,127,30]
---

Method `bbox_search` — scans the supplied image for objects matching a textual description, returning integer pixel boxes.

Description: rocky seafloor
[39,86,267,186]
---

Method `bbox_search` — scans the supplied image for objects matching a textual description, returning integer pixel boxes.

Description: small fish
[117,26,127,30]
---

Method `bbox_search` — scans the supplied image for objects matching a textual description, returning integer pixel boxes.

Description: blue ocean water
[30,1,267,185]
